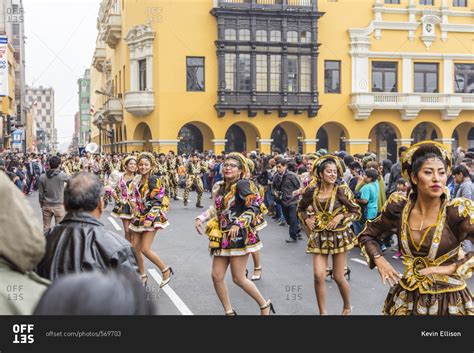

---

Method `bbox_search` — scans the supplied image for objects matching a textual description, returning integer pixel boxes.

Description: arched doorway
[340,131,346,151]
[271,126,288,153]
[316,128,328,151]
[177,124,203,155]
[225,124,246,152]
[271,122,305,154]
[452,122,474,150]
[469,128,474,149]
[133,122,153,151]
[316,122,349,153]
[411,122,441,144]
[369,123,399,162]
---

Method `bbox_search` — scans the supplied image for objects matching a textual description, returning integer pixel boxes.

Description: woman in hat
[110,156,137,242]
[129,152,173,288]
[194,153,274,315]
[297,155,361,315]
[358,141,474,315]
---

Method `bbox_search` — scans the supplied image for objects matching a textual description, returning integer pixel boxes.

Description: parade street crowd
[0,142,473,315]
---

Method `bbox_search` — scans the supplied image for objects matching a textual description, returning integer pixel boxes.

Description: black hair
[49,156,61,169]
[343,155,354,168]
[297,165,307,175]
[381,159,393,177]
[453,165,470,178]
[348,161,362,171]
[139,155,153,164]
[287,161,297,173]
[397,178,408,186]
[124,158,136,167]
[409,152,448,198]
[411,152,447,179]
[364,169,379,182]
[317,159,337,178]
[276,159,287,166]
[64,172,104,212]
[295,155,302,164]
[33,270,155,315]
[398,146,408,158]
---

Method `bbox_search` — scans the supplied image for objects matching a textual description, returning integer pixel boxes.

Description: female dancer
[194,153,274,315]
[297,155,361,315]
[129,152,173,288]
[245,157,266,281]
[358,141,474,315]
[110,156,137,242]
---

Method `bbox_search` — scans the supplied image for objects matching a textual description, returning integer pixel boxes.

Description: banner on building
[0,35,8,97]
[12,129,22,149]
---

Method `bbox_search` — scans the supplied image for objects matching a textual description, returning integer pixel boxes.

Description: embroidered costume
[358,141,474,315]
[196,153,267,256]
[358,194,474,315]
[167,156,180,199]
[297,155,361,255]
[129,175,170,233]
[154,159,170,197]
[298,183,361,254]
[184,160,206,206]
[111,173,135,220]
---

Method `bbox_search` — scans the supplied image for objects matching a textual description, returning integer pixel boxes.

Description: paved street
[26,190,472,315]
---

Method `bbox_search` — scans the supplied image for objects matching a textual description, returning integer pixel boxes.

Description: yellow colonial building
[91,0,473,161]
[0,40,16,150]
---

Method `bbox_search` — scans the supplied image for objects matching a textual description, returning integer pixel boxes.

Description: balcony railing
[213,0,317,10]
[92,47,106,72]
[124,91,155,117]
[104,98,123,123]
[104,14,122,49]
[349,92,474,121]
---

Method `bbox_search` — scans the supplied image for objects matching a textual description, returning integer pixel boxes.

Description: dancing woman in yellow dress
[297,155,361,315]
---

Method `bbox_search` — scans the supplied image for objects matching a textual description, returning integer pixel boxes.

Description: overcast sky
[24,0,101,150]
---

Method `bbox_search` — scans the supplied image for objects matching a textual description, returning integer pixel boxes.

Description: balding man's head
[64,172,104,212]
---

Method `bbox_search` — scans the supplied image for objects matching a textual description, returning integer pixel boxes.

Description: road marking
[148,269,194,316]
[108,217,122,231]
[350,258,368,266]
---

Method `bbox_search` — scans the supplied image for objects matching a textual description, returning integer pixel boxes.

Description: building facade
[0,38,16,151]
[0,0,26,131]
[78,69,91,146]
[26,86,55,152]
[91,0,474,158]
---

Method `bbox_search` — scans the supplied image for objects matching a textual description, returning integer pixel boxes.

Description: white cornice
[440,23,474,32]
[353,51,474,60]
[373,7,473,17]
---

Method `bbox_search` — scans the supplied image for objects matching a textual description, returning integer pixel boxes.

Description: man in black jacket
[36,172,140,281]
[386,146,408,197]
[272,159,302,243]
